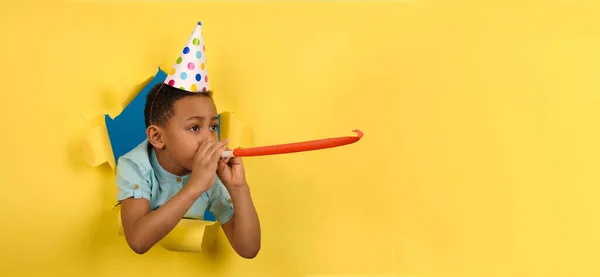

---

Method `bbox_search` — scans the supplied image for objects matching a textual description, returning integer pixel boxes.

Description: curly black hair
[144,83,213,128]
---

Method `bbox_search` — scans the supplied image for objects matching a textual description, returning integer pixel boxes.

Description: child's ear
[147,125,165,149]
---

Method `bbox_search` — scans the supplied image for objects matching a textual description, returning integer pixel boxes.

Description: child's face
[162,95,219,171]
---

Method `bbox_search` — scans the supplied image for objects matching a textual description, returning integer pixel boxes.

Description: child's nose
[200,131,216,142]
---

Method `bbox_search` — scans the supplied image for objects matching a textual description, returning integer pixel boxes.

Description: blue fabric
[105,67,167,164]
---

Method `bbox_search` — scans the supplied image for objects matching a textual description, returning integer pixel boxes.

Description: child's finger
[230,157,243,164]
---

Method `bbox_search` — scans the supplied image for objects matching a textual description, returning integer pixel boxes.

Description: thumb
[230,156,243,166]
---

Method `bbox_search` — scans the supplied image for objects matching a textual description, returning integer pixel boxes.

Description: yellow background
[1,0,600,276]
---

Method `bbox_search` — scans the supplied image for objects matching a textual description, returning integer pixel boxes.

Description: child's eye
[210,125,218,131]
[189,126,199,131]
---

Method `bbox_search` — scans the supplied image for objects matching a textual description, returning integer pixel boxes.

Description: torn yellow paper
[81,122,116,170]
[159,219,220,252]
[115,206,220,253]
[219,111,253,149]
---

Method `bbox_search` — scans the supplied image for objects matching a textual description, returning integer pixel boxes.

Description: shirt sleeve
[209,178,235,224]
[115,157,151,202]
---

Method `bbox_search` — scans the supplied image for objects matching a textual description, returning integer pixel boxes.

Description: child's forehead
[172,96,217,118]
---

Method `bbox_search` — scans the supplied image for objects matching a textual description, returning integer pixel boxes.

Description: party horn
[221,129,364,158]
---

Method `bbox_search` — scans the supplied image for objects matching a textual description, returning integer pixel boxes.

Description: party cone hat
[164,21,209,92]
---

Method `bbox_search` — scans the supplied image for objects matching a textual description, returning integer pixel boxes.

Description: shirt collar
[150,146,191,184]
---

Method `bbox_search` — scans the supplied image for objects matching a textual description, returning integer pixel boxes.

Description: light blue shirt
[115,139,234,224]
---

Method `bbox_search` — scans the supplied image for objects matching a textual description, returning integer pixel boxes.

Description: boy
[115,22,261,258]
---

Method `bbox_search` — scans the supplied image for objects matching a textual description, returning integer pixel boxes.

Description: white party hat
[164,21,209,93]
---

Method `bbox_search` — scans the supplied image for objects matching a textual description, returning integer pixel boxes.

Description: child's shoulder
[116,139,153,175]
[114,139,155,203]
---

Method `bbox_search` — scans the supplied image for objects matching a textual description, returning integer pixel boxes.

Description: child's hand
[188,140,228,194]
[217,151,247,189]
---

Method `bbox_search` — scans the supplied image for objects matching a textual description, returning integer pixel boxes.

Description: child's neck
[155,149,190,177]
